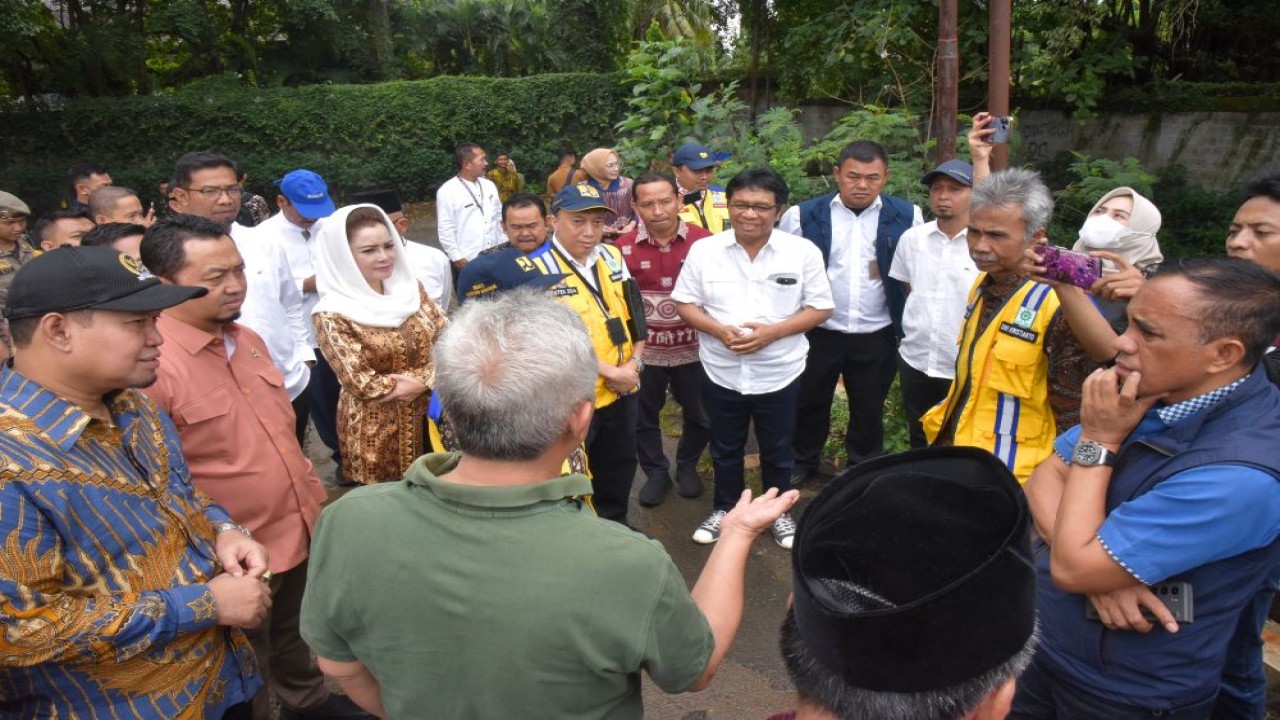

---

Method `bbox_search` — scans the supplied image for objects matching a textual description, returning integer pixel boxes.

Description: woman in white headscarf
[1073,186,1164,274]
[313,204,447,484]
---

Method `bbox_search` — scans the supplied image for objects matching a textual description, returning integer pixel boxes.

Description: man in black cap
[0,246,270,718]
[672,141,730,234]
[772,446,1037,720]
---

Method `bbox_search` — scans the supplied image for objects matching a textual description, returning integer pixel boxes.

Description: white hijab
[1072,187,1164,274]
[312,204,422,328]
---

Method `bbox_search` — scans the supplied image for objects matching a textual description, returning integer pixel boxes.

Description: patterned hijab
[312,204,421,328]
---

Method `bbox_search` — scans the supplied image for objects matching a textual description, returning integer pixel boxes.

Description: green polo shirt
[301,452,714,720]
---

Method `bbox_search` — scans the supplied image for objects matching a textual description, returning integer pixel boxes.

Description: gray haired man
[301,289,799,719]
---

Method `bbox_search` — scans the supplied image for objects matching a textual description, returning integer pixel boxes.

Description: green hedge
[0,73,628,215]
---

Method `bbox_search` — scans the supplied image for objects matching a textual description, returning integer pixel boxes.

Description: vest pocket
[986,337,1044,399]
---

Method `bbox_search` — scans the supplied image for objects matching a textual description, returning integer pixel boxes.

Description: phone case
[1037,246,1102,290]
[990,116,1013,143]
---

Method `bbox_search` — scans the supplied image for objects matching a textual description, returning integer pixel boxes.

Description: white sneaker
[771,513,797,550]
[692,510,728,544]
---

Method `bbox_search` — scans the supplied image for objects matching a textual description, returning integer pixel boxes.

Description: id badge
[605,317,628,346]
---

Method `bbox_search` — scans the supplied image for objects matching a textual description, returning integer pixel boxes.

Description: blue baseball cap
[551,183,608,214]
[921,159,974,188]
[278,169,336,220]
[458,247,568,302]
[672,142,726,170]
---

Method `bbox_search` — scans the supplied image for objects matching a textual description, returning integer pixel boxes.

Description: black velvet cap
[791,446,1035,693]
[350,189,403,215]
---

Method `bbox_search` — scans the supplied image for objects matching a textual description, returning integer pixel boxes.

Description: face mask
[1077,213,1126,248]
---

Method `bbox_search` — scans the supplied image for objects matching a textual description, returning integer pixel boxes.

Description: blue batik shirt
[0,365,260,718]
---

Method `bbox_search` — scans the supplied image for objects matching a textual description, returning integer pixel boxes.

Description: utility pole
[989,0,1012,170]
[935,0,959,162]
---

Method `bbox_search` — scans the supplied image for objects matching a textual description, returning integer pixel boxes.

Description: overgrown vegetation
[0,73,626,214]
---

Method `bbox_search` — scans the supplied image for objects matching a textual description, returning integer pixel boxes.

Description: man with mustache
[921,168,1096,483]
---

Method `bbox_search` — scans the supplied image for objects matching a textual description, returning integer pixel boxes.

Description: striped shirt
[0,365,260,718]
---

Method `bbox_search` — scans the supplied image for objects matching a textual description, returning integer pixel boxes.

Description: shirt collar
[636,219,691,247]
[551,236,601,269]
[406,452,595,509]
[158,314,240,355]
[1155,373,1250,426]
[0,365,141,451]
[830,193,883,215]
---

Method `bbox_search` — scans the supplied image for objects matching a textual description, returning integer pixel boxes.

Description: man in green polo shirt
[301,288,799,719]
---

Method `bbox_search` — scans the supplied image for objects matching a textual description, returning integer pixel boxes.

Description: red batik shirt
[616,219,711,367]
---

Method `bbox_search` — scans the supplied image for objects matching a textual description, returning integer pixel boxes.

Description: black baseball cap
[4,246,207,320]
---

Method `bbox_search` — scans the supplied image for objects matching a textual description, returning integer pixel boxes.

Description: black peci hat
[4,246,207,320]
[791,446,1035,694]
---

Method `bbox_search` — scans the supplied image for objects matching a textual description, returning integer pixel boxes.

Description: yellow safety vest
[679,187,729,235]
[532,244,637,408]
[922,276,1061,483]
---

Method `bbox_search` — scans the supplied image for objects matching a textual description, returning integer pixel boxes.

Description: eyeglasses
[185,185,244,200]
[728,202,778,214]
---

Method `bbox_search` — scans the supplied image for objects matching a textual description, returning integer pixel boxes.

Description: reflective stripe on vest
[922,277,1060,482]
[534,245,635,408]
[679,188,729,234]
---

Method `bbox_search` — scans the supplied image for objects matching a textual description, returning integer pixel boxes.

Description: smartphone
[1037,245,1102,290]
[1086,581,1194,624]
[989,115,1014,144]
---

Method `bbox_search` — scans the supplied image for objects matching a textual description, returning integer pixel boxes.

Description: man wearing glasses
[672,167,834,550]
[780,140,923,484]
[167,152,314,455]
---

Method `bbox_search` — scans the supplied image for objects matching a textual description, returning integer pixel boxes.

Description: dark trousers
[706,377,800,511]
[1010,654,1216,719]
[586,394,639,524]
[245,561,329,719]
[897,353,954,449]
[1212,564,1280,719]
[636,362,710,478]
[793,326,898,472]
[291,393,309,448]
[308,350,342,462]
[223,703,253,720]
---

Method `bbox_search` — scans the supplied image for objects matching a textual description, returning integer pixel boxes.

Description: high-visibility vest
[532,243,637,408]
[678,187,729,235]
[922,277,1061,482]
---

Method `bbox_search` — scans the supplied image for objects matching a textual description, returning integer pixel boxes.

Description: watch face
[1075,442,1102,465]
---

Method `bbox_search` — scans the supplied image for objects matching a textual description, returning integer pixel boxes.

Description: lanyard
[552,245,612,318]
[457,176,485,213]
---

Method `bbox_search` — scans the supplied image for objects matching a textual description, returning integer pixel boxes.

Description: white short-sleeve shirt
[670,229,834,395]
[888,220,978,379]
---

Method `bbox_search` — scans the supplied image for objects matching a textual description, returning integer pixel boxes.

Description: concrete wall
[789,105,1280,191]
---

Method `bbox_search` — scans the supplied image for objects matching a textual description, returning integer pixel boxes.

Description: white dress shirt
[229,224,314,400]
[402,239,453,312]
[779,195,923,334]
[888,220,979,379]
[550,236,632,289]
[435,175,506,262]
[252,211,321,346]
[671,229,834,395]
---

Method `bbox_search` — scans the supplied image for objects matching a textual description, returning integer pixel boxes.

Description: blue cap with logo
[458,247,568,302]
[672,142,726,170]
[278,169,336,220]
[551,183,609,214]
[920,159,974,188]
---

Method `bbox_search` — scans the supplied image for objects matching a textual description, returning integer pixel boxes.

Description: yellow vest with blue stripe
[921,276,1061,483]
[531,242,636,408]
[678,187,729,234]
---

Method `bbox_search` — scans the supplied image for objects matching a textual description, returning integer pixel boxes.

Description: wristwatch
[1073,440,1118,468]
[632,356,645,373]
[212,521,252,538]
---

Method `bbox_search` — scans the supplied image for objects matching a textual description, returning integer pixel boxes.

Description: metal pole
[988,0,1012,170]
[936,0,959,162]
